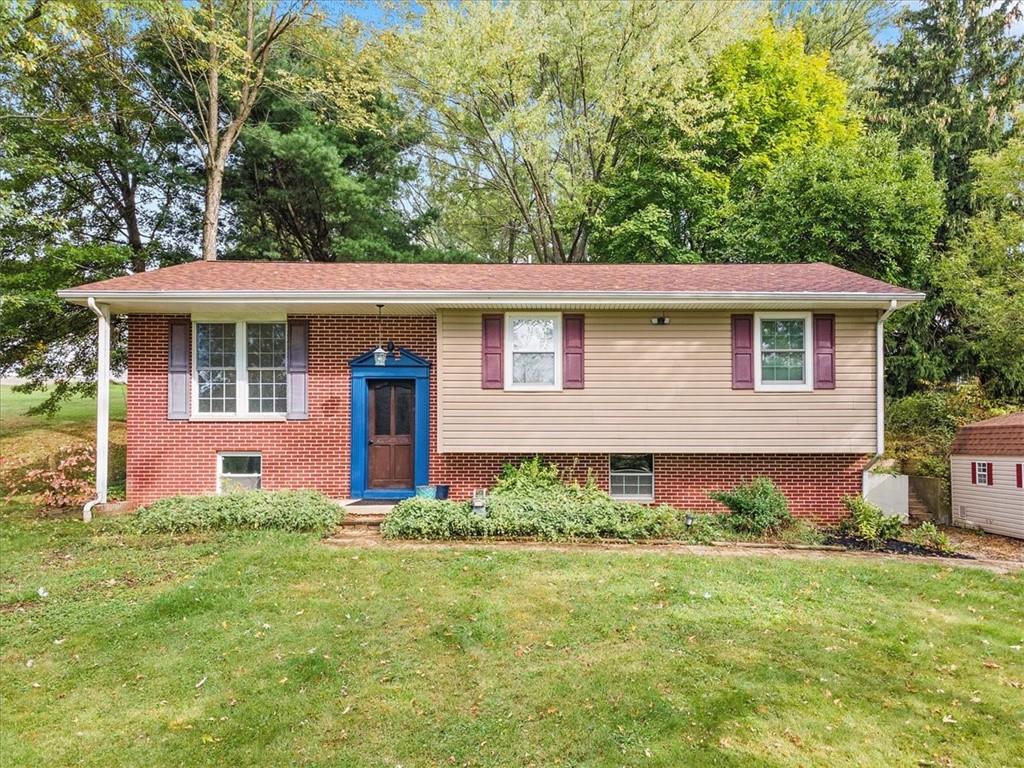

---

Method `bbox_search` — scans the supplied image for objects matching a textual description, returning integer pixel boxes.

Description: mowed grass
[2,509,1022,767]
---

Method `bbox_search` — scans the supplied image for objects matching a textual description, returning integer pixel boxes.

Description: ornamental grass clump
[135,490,342,534]
[709,478,792,536]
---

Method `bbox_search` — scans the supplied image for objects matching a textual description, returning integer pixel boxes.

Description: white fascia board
[58,289,926,308]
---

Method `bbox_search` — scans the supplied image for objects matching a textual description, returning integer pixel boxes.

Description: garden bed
[824,534,973,559]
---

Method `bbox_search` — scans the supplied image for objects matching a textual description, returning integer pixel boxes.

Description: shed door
[368,381,414,489]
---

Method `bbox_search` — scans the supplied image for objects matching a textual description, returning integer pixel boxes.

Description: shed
[949,412,1024,539]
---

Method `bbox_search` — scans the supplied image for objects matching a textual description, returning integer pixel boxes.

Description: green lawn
[2,509,1022,767]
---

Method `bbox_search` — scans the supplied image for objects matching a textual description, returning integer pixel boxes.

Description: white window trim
[973,461,989,485]
[504,311,563,391]
[753,311,814,392]
[217,452,262,494]
[191,321,288,420]
[609,455,655,502]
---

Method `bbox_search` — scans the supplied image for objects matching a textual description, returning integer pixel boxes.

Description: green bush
[907,521,955,554]
[135,490,342,534]
[709,478,792,536]
[381,458,721,542]
[838,495,902,546]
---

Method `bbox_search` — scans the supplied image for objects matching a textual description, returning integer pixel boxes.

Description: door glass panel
[394,383,412,435]
[373,384,391,436]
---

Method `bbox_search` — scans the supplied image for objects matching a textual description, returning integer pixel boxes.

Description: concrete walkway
[324,528,1024,575]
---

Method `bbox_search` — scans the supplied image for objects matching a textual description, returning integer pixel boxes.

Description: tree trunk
[202,161,223,261]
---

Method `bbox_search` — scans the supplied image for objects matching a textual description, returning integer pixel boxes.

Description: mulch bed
[825,534,972,559]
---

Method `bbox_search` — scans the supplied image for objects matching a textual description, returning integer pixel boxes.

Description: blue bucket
[415,485,437,499]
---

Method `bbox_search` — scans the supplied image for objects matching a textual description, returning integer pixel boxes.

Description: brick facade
[127,315,866,522]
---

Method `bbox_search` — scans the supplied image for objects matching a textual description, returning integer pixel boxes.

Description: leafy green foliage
[907,521,955,554]
[877,0,1023,232]
[709,478,793,536]
[381,459,720,542]
[839,495,902,546]
[135,490,342,534]
[724,133,943,286]
[886,381,1016,478]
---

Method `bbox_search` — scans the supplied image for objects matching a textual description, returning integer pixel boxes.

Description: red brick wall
[126,314,436,504]
[127,314,865,522]
[430,453,867,523]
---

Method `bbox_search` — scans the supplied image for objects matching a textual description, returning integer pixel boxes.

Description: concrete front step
[341,514,387,527]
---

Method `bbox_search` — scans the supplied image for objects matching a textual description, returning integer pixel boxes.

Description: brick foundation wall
[126,314,436,505]
[431,453,868,524]
[127,314,866,523]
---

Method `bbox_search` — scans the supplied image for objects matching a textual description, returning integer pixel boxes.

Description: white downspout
[83,298,110,522]
[863,299,898,493]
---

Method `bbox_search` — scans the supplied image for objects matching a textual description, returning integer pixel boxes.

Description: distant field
[0,384,126,437]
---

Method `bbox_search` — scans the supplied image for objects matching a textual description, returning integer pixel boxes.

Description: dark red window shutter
[481,314,504,389]
[731,315,754,390]
[1017,463,1022,488]
[971,462,977,485]
[287,319,309,420]
[563,314,585,389]
[987,462,994,485]
[813,314,836,389]
[167,319,190,420]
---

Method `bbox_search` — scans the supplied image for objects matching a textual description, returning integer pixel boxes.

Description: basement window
[218,453,262,493]
[610,454,654,501]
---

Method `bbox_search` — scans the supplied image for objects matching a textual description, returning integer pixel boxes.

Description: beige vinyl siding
[950,456,1024,539]
[437,309,878,453]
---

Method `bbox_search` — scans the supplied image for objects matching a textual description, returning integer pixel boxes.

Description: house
[949,412,1024,539]
[59,261,923,524]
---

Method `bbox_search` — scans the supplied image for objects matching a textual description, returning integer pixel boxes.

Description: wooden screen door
[368,380,414,489]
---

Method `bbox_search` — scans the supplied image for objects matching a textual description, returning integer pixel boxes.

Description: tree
[590,24,858,263]
[117,0,380,261]
[876,0,1024,234]
[389,0,754,263]
[723,133,944,286]
[222,28,424,262]
[930,140,1024,399]
[1,1,195,413]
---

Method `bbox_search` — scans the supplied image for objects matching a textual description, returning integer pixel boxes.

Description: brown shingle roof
[62,260,920,296]
[950,412,1024,456]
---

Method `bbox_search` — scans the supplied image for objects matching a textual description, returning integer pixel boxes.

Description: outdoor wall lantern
[373,304,388,366]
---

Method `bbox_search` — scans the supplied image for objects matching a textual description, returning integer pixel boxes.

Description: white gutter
[863,299,899,490]
[56,288,926,307]
[82,298,110,522]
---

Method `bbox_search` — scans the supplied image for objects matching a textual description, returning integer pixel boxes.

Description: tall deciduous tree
[1,0,195,413]
[590,24,857,263]
[723,133,943,286]
[389,0,754,263]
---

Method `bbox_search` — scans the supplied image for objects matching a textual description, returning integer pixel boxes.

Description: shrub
[907,521,955,554]
[709,478,792,536]
[838,495,902,546]
[381,459,716,542]
[135,490,342,534]
[3,445,95,508]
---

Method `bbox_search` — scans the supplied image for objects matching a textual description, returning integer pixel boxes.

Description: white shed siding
[950,455,1024,539]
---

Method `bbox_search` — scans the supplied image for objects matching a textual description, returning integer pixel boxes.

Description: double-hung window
[505,312,562,390]
[754,312,813,391]
[194,321,287,417]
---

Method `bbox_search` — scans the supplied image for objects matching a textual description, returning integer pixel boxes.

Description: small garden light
[685,514,694,528]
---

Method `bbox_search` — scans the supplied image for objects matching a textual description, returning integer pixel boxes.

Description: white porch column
[84,298,110,522]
